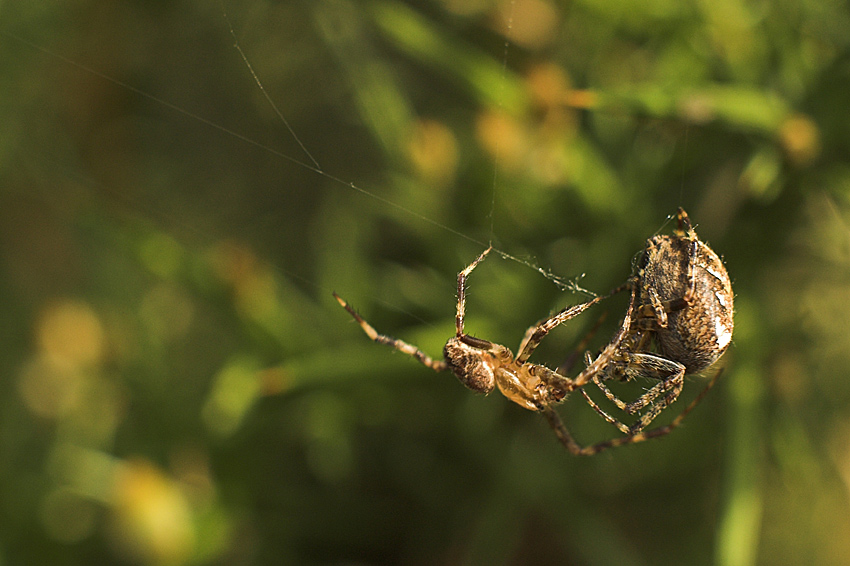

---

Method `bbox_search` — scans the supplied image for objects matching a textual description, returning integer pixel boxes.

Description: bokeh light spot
[202,358,263,437]
[37,300,105,368]
[111,459,194,565]
[18,355,84,418]
[407,118,458,187]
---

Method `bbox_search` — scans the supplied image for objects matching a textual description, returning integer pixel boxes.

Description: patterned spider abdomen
[443,336,497,394]
[639,215,734,373]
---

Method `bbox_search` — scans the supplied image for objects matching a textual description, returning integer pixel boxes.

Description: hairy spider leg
[333,293,449,372]
[455,246,493,336]
[545,367,722,455]
[332,245,496,375]
[585,352,686,434]
[566,282,637,392]
[514,297,607,365]
[554,310,609,376]
[672,207,699,309]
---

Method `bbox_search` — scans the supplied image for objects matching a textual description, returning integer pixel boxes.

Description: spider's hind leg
[586,352,686,434]
[547,368,722,455]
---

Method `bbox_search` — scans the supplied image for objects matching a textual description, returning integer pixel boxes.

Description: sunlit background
[1,0,849,564]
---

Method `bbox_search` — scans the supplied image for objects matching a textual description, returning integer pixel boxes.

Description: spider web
[217,0,596,297]
[1,0,596,301]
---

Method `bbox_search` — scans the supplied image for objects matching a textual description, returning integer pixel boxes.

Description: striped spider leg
[544,367,722,455]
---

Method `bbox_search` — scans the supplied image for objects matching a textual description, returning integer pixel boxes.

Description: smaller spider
[334,247,603,416]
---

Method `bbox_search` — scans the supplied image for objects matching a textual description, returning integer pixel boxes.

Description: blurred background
[1,0,849,564]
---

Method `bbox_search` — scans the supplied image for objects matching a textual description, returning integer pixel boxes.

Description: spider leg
[333,293,449,372]
[514,296,605,364]
[546,367,723,455]
[574,369,655,435]
[639,208,699,319]
[455,246,493,336]
[540,406,590,456]
[334,246,495,373]
[516,281,630,365]
[568,282,637,390]
[554,310,609,376]
[579,388,630,434]
[587,352,686,433]
[516,323,539,359]
[624,379,683,434]
[624,353,685,404]
[640,286,669,327]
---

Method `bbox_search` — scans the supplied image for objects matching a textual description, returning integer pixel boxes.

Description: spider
[334,247,605,415]
[334,209,731,455]
[575,207,733,443]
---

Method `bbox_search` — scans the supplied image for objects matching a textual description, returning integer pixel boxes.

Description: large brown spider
[334,208,732,455]
[551,207,734,453]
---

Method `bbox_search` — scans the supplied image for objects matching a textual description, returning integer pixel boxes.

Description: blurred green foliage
[1,0,850,564]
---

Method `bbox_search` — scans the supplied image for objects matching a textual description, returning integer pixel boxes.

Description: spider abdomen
[640,233,734,373]
[443,336,497,394]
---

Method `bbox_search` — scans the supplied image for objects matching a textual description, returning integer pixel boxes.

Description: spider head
[443,335,497,394]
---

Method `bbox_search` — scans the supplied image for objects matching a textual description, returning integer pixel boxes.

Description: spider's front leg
[333,245,494,375]
[638,208,703,326]
[511,282,631,401]
[455,246,493,336]
[333,293,449,373]
[514,295,606,365]
[566,282,638,391]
